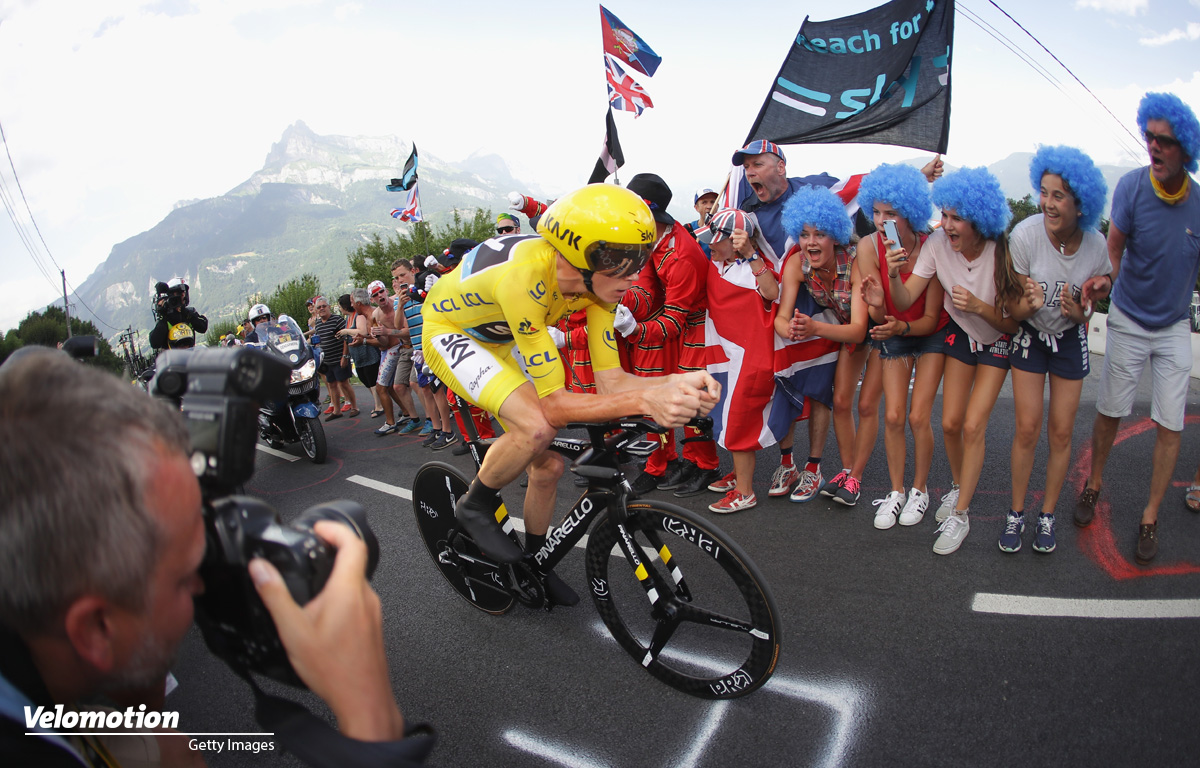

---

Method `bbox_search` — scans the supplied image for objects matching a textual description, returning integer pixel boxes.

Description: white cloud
[1140,22,1200,46]
[1074,0,1148,14]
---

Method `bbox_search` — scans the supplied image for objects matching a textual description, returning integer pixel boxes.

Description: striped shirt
[402,297,423,349]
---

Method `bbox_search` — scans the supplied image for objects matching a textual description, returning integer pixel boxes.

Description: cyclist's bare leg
[523,450,564,537]
[476,381,556,488]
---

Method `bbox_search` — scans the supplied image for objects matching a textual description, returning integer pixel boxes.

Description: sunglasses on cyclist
[1145,130,1181,150]
[496,225,516,234]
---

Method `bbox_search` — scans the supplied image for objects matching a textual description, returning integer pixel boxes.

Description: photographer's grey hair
[0,350,190,632]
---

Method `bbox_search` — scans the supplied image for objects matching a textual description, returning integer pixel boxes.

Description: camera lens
[293,500,379,579]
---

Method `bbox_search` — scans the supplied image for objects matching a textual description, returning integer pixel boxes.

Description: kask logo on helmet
[541,215,582,251]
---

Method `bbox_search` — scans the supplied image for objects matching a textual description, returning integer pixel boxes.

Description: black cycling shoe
[629,471,662,498]
[455,498,523,563]
[541,569,579,607]
[657,459,694,491]
[673,467,724,498]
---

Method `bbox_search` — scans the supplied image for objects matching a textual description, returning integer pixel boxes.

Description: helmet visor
[586,241,651,279]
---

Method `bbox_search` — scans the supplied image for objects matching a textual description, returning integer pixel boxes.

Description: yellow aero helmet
[536,184,655,278]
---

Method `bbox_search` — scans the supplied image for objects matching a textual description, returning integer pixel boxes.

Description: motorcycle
[249,315,327,463]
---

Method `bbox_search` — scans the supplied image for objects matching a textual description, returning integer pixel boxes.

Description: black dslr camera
[152,346,379,687]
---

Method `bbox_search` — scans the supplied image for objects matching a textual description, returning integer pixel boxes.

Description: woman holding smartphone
[1002,146,1110,554]
[885,167,1022,555]
[855,163,950,530]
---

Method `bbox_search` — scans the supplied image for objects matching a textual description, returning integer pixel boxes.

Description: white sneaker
[934,484,960,523]
[898,487,929,526]
[933,511,970,555]
[872,491,905,530]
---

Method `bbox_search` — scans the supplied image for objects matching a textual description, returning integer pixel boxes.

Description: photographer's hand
[249,521,405,742]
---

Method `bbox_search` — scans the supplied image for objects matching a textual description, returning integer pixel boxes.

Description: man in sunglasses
[422,184,720,605]
[1077,92,1200,565]
[495,212,521,236]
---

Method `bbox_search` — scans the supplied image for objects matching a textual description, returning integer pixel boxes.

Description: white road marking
[502,730,609,768]
[255,444,299,462]
[582,621,862,768]
[347,475,411,499]
[677,700,730,768]
[972,593,1200,619]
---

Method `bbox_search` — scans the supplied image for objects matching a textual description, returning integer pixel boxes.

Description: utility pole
[61,269,71,338]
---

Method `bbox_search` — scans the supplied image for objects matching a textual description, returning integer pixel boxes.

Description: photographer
[149,278,209,351]
[0,350,421,766]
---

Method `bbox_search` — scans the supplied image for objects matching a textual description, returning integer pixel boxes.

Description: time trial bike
[411,407,781,699]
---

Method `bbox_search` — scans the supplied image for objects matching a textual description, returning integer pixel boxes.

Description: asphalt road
[169,356,1200,767]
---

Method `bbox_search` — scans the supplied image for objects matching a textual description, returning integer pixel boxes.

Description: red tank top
[877,232,949,332]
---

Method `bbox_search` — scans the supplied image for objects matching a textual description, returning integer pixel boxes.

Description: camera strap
[235,669,436,767]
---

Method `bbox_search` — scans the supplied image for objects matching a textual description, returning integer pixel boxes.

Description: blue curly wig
[931,167,1011,240]
[857,163,933,231]
[781,186,853,245]
[1137,92,1200,174]
[1027,145,1108,231]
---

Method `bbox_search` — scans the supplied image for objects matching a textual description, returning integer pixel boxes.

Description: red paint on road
[1072,416,1200,580]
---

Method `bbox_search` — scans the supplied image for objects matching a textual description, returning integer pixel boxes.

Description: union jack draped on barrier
[745,0,953,153]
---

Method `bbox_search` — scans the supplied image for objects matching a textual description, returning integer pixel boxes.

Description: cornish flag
[605,54,653,117]
[705,257,839,451]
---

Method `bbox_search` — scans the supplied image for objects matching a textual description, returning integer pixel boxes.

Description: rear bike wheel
[585,500,781,699]
[411,461,514,615]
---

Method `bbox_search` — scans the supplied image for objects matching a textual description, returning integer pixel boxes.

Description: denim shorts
[878,326,948,360]
[1009,321,1089,380]
[942,318,1012,369]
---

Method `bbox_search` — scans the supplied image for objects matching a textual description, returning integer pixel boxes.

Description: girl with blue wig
[885,166,1023,555]
[856,163,950,531]
[774,186,871,507]
[1000,146,1111,555]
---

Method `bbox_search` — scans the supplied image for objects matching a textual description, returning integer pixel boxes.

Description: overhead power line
[982,0,1145,159]
[0,115,117,331]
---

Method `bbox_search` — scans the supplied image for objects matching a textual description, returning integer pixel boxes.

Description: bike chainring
[506,560,546,609]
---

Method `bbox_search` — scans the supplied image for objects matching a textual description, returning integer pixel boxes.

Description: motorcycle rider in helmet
[244,303,274,344]
[148,277,208,350]
[420,184,721,604]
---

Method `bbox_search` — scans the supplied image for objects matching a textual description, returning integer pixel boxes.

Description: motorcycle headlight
[290,359,317,384]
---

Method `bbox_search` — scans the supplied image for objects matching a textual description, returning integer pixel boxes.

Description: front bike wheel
[411,461,514,615]
[585,501,781,699]
[297,416,327,464]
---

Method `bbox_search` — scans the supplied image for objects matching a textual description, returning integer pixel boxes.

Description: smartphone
[882,219,905,261]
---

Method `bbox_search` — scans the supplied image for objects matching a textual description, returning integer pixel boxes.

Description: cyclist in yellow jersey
[423,185,721,598]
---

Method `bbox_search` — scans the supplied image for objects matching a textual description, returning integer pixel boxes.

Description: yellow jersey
[422,235,621,398]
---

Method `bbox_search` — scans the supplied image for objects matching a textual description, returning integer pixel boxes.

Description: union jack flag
[605,54,653,117]
[392,183,422,223]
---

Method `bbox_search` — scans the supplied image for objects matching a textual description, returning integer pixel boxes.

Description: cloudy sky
[1,0,1198,333]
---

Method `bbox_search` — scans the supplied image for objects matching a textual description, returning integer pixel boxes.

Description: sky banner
[744,0,953,153]
[387,144,418,191]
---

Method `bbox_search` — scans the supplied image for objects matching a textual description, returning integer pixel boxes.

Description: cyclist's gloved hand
[613,304,637,338]
[547,326,566,348]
